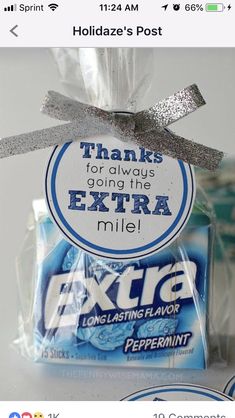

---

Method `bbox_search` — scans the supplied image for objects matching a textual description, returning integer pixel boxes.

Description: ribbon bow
[0,84,223,170]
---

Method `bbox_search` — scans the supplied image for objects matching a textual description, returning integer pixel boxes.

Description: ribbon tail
[135,84,206,132]
[0,122,109,159]
[134,130,223,171]
[0,119,134,159]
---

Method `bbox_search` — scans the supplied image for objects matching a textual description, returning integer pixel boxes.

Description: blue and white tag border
[121,384,234,401]
[224,376,235,399]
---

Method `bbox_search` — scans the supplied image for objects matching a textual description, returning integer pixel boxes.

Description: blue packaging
[33,201,211,369]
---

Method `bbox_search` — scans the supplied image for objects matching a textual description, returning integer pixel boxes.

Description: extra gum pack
[31,199,211,369]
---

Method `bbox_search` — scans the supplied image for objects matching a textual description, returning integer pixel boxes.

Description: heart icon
[22,413,33,418]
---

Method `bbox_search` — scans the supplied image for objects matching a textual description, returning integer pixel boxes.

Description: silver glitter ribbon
[0,84,223,170]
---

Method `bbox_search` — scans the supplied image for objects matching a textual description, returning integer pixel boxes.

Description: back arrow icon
[10,25,18,37]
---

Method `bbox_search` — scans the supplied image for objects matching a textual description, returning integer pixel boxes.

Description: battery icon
[206,3,225,11]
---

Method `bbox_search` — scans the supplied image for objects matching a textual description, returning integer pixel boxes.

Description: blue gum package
[31,200,212,369]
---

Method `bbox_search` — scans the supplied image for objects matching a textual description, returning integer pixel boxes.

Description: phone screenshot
[0,0,235,415]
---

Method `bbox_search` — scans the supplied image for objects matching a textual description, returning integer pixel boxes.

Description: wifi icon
[48,3,59,11]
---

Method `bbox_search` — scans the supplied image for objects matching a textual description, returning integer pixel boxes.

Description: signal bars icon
[4,4,16,11]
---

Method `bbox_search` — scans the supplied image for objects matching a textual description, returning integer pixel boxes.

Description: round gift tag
[45,136,195,260]
[224,376,235,398]
[121,384,233,401]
